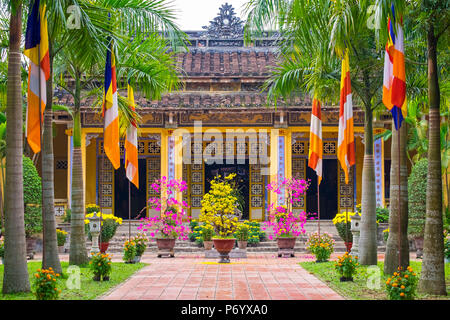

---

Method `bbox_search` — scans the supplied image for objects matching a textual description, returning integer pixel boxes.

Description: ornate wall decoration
[201,3,244,39]
[179,112,273,126]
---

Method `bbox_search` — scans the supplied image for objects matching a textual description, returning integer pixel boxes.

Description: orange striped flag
[102,42,120,169]
[125,84,139,188]
[24,0,50,154]
[338,50,355,184]
[308,97,322,184]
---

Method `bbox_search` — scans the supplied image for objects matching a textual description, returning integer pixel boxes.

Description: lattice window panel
[292,141,307,155]
[249,162,264,214]
[191,196,202,208]
[119,141,125,154]
[147,140,161,155]
[323,141,337,155]
[55,160,68,170]
[147,157,161,197]
[338,164,355,212]
[190,161,203,208]
[291,156,306,209]
[138,141,145,154]
[98,156,114,210]
[251,196,263,208]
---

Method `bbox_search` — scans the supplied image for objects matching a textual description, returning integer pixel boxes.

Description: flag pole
[128,180,131,242]
[38,40,45,263]
[317,178,320,236]
[397,107,402,269]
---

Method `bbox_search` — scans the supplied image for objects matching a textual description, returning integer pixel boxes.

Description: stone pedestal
[350,215,360,257]
[157,248,175,258]
[88,212,102,255]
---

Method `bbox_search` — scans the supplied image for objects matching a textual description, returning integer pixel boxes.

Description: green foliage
[408,158,428,238]
[376,207,389,223]
[335,221,352,243]
[335,253,359,279]
[444,231,450,259]
[385,266,418,300]
[133,233,148,257]
[0,238,4,258]
[234,223,250,241]
[122,240,137,263]
[189,220,199,242]
[32,268,61,300]
[246,221,265,245]
[63,208,71,223]
[23,155,42,238]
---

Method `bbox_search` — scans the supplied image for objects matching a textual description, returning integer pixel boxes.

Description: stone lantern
[88,212,102,254]
[350,214,361,257]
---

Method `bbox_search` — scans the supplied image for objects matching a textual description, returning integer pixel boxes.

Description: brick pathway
[99,253,344,300]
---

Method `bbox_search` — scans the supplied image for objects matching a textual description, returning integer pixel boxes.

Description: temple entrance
[114,159,147,219]
[306,159,338,220]
[204,161,250,220]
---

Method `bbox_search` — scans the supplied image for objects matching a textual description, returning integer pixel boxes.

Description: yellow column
[269,129,279,207]
[174,133,183,204]
[286,129,292,179]
[81,130,87,207]
[65,128,73,207]
[160,129,168,179]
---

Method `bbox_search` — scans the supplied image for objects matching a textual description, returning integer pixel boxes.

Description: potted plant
[133,233,148,262]
[263,178,308,253]
[200,223,214,250]
[235,222,249,249]
[385,266,418,300]
[23,155,43,259]
[305,232,335,262]
[56,229,68,253]
[408,159,427,258]
[334,252,359,281]
[200,173,239,263]
[332,211,361,251]
[138,177,190,257]
[33,268,61,300]
[89,252,112,281]
[247,221,265,246]
[123,240,137,264]
[84,208,123,253]
[0,237,4,264]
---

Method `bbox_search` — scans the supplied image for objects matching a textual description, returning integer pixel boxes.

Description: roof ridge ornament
[202,2,244,39]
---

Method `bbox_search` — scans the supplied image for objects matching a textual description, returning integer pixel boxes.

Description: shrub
[189,220,199,242]
[200,223,214,241]
[383,228,389,242]
[33,268,61,300]
[305,232,335,262]
[334,253,359,279]
[376,207,389,223]
[123,240,137,263]
[245,221,265,245]
[234,223,249,241]
[444,231,450,260]
[332,211,360,243]
[84,213,123,243]
[63,208,71,223]
[385,266,418,300]
[23,155,42,238]
[133,233,148,256]
[0,237,4,258]
[89,252,112,279]
[408,159,427,238]
[56,229,68,247]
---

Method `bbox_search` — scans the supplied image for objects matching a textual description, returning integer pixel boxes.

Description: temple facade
[50,4,392,222]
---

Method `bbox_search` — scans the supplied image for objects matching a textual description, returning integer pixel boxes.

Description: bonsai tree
[408,159,428,239]
[23,156,42,238]
[200,173,239,238]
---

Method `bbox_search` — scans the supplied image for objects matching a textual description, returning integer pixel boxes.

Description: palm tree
[245,0,381,265]
[46,0,185,265]
[2,0,30,293]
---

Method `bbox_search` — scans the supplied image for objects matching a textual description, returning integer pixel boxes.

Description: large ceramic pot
[344,242,353,252]
[213,238,235,263]
[156,238,176,250]
[100,242,109,253]
[58,246,65,254]
[237,240,247,250]
[414,237,424,259]
[277,237,296,250]
[203,240,213,250]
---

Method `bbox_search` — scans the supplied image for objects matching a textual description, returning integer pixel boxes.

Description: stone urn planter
[58,246,65,254]
[277,237,296,250]
[237,240,247,250]
[100,242,109,253]
[203,240,213,251]
[414,237,424,259]
[213,238,235,263]
[156,238,176,258]
[133,255,142,263]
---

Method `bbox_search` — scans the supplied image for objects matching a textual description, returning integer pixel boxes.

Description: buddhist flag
[382,8,407,130]
[337,50,355,184]
[308,97,322,184]
[125,84,139,188]
[24,0,50,154]
[102,42,120,169]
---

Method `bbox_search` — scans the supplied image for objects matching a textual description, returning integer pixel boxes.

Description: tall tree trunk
[384,120,409,274]
[2,1,30,293]
[418,24,446,296]
[41,45,62,274]
[359,105,378,265]
[69,88,88,265]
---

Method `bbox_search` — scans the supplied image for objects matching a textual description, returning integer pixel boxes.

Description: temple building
[50,3,392,222]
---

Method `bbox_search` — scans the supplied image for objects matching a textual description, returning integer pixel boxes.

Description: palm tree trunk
[359,105,378,265]
[69,81,88,265]
[2,1,30,293]
[384,120,409,274]
[41,46,62,274]
[418,24,446,296]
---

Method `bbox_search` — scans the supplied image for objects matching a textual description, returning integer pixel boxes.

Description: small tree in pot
[235,223,249,249]
[408,159,428,258]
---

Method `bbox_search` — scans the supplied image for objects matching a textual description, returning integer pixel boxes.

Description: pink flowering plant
[263,178,309,239]
[137,177,190,240]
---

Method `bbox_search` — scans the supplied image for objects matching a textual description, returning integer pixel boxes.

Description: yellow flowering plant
[123,240,137,263]
[56,229,68,247]
[332,211,360,243]
[200,173,239,238]
[305,232,335,262]
[334,252,359,280]
[89,252,112,280]
[385,266,418,300]
[234,223,250,241]
[84,210,123,243]
[33,267,61,300]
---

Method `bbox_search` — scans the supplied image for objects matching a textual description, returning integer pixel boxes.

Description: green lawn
[300,260,450,300]
[0,261,146,300]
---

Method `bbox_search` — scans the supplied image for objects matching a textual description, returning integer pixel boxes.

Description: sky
[170,0,249,30]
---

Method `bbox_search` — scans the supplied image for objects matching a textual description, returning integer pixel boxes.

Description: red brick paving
[99,253,345,300]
